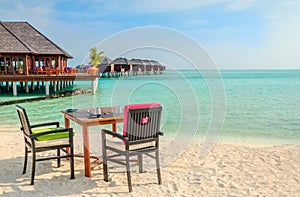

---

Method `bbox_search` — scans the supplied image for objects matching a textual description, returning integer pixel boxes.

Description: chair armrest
[158,131,164,136]
[31,122,60,128]
[30,128,73,139]
[101,129,125,141]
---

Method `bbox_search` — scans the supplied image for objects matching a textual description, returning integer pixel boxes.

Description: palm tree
[89,47,105,67]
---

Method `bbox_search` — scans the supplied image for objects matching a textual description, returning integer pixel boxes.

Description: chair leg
[126,153,132,192]
[70,146,75,179]
[23,147,28,174]
[103,162,108,182]
[57,149,61,168]
[103,147,108,182]
[102,133,109,182]
[30,151,36,185]
[155,150,162,185]
[138,154,143,173]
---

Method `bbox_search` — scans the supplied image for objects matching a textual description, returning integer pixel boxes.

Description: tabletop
[61,107,124,126]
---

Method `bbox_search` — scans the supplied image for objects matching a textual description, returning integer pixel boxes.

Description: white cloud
[0,1,55,27]
[227,0,256,10]
[92,0,255,14]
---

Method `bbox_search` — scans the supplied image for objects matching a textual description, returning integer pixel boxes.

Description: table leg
[112,123,117,132]
[64,116,70,128]
[64,117,70,159]
[82,125,91,178]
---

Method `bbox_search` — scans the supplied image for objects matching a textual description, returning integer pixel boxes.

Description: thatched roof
[150,60,161,66]
[110,57,128,65]
[128,58,143,65]
[0,21,72,58]
[100,57,112,65]
[141,59,151,66]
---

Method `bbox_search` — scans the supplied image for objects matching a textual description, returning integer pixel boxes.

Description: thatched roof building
[128,59,144,71]
[110,57,128,65]
[110,57,129,72]
[107,57,165,73]
[0,21,72,75]
[128,58,143,66]
[98,57,112,73]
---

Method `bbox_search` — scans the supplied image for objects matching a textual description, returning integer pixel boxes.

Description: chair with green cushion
[16,105,75,185]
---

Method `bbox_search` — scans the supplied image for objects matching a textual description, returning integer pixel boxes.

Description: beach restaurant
[0,21,98,96]
[0,21,71,75]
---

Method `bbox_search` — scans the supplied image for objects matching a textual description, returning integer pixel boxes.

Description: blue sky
[1,0,300,69]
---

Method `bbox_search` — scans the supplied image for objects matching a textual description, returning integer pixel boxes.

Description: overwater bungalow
[128,58,144,74]
[0,21,98,96]
[98,57,165,77]
[110,57,129,74]
[97,57,112,74]
[150,60,163,74]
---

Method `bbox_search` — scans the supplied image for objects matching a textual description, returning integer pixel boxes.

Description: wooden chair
[102,103,163,192]
[71,68,77,74]
[53,68,60,75]
[16,105,75,185]
[45,67,53,75]
[36,67,46,74]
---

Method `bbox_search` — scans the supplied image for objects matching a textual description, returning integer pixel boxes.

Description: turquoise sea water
[0,70,299,146]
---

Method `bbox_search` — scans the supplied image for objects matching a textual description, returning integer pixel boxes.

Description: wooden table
[61,107,123,178]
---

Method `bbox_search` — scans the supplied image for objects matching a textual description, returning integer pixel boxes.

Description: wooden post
[110,64,114,72]
[25,54,29,75]
[58,56,61,69]
[25,81,29,93]
[129,64,133,76]
[45,81,49,96]
[53,81,57,92]
[31,81,35,91]
[58,81,61,91]
[20,82,24,90]
[92,77,98,95]
[13,82,17,96]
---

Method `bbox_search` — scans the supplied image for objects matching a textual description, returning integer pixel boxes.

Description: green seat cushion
[32,127,71,141]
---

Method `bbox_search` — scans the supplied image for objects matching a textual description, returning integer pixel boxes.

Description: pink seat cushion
[123,103,161,137]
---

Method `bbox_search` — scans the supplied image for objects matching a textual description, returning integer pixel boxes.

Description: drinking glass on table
[96,107,101,115]
[117,106,123,114]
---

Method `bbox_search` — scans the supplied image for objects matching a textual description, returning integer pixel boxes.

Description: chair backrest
[16,105,32,139]
[123,103,162,142]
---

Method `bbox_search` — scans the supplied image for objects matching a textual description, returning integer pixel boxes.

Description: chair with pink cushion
[101,103,163,192]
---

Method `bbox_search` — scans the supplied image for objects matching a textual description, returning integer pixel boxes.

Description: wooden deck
[0,74,99,96]
[0,74,99,82]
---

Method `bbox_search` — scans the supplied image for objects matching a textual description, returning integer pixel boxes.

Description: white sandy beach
[0,131,299,196]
